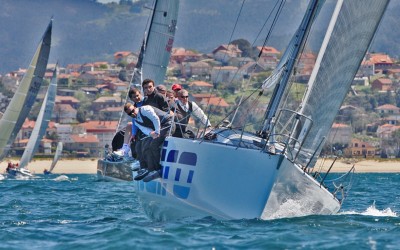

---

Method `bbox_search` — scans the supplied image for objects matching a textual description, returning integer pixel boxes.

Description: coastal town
[0,43,399,159]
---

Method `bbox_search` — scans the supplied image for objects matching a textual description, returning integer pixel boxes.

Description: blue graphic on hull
[140,142,198,200]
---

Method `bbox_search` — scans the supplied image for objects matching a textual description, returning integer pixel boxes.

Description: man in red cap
[171,83,182,98]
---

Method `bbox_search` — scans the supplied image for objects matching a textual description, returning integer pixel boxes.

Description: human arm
[191,101,211,127]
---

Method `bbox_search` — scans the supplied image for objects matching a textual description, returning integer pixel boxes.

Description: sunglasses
[180,96,189,99]
[127,109,135,116]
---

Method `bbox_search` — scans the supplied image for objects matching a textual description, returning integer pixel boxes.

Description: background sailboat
[44,142,63,175]
[0,19,52,161]
[97,0,180,182]
[7,65,58,178]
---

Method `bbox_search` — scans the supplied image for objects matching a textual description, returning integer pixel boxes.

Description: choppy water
[1,173,399,249]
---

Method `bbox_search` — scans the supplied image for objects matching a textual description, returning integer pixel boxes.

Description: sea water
[0,173,399,249]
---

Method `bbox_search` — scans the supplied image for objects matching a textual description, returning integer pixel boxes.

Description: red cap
[171,83,182,91]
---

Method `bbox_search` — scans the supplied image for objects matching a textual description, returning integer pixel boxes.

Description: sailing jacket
[134,105,172,137]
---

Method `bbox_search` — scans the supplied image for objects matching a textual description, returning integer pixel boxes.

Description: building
[80,120,119,149]
[344,138,376,158]
[371,78,393,92]
[376,104,400,116]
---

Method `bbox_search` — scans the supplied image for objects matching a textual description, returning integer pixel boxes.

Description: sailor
[142,79,169,112]
[172,89,211,138]
[124,103,174,182]
[115,87,145,157]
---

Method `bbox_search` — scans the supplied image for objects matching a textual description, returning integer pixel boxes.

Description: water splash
[340,201,397,217]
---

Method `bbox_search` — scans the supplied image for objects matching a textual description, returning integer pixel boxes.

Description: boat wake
[339,202,397,217]
[53,175,70,182]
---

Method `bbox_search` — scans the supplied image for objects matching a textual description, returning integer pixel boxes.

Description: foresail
[0,20,52,160]
[49,142,63,172]
[142,0,179,86]
[296,0,389,167]
[19,66,58,169]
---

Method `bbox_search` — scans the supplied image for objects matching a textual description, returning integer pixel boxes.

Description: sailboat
[44,142,63,175]
[0,19,52,161]
[133,0,389,220]
[7,65,58,179]
[97,0,180,181]
[0,20,52,178]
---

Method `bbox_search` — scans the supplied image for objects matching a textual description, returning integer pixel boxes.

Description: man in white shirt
[173,89,211,138]
[124,103,174,182]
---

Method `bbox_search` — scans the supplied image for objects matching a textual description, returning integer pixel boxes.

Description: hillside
[0,0,399,74]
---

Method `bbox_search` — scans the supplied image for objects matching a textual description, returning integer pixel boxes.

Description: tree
[231,39,254,58]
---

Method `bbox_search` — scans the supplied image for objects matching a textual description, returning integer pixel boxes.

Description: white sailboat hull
[262,161,340,220]
[7,168,33,179]
[134,137,283,220]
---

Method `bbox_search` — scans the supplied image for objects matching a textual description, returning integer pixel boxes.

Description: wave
[339,201,397,217]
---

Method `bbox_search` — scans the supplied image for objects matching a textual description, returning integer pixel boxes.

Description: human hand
[150,131,159,139]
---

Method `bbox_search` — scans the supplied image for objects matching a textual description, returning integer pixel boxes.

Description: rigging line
[203,0,246,124]
[210,0,287,128]
[116,1,158,132]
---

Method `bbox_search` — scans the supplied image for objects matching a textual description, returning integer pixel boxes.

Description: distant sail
[19,65,58,169]
[49,142,63,173]
[295,0,389,167]
[0,19,52,160]
[142,0,179,86]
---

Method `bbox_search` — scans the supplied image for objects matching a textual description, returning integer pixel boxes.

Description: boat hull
[97,159,135,182]
[262,161,341,219]
[134,137,283,220]
[7,168,33,179]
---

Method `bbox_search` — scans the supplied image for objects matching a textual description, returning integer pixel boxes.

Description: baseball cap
[171,83,182,91]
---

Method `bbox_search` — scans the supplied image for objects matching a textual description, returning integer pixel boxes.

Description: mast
[261,0,320,134]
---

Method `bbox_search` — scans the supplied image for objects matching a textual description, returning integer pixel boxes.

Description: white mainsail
[293,0,390,168]
[142,0,179,86]
[117,0,179,131]
[0,20,52,160]
[19,66,58,169]
[49,142,63,173]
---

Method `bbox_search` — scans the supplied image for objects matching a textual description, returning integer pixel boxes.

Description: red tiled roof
[332,123,350,128]
[81,121,119,132]
[369,53,394,64]
[200,97,229,107]
[70,134,99,143]
[256,46,280,54]
[189,81,213,87]
[376,104,400,110]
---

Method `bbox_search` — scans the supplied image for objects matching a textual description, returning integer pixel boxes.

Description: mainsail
[293,0,390,167]
[19,65,58,169]
[0,20,52,160]
[142,0,179,86]
[117,0,179,131]
[49,142,63,173]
